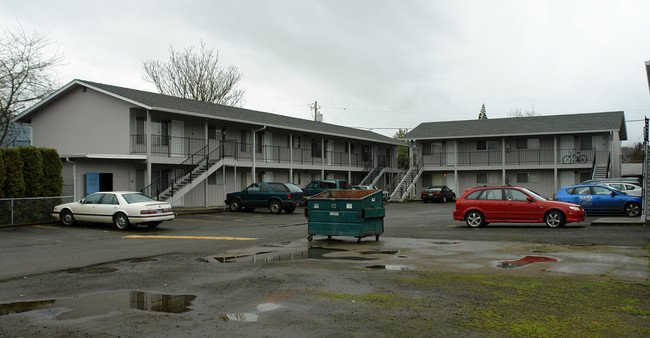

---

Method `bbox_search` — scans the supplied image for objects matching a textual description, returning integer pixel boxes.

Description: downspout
[252,125,267,182]
[66,158,77,201]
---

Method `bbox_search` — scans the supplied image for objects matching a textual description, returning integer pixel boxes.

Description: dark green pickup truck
[225,182,304,214]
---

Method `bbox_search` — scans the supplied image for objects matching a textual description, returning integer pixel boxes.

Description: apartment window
[136,116,145,145]
[432,142,443,154]
[477,140,498,151]
[292,135,301,148]
[256,133,263,153]
[516,172,540,183]
[344,142,349,153]
[208,171,223,185]
[362,145,371,162]
[422,142,431,155]
[580,135,592,150]
[477,172,499,184]
[516,138,540,150]
[311,139,322,157]
[240,130,251,152]
[152,119,169,146]
[208,126,219,140]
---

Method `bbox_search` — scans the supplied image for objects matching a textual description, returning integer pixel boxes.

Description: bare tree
[0,24,62,146]
[143,42,245,107]
[508,106,537,117]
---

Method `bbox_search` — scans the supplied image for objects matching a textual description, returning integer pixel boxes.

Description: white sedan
[601,182,643,196]
[52,191,175,230]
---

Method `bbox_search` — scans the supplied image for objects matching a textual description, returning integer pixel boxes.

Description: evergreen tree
[478,104,488,119]
[18,146,43,197]
[2,148,25,198]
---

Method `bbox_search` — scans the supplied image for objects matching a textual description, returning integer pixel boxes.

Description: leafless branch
[143,41,245,107]
[0,23,62,146]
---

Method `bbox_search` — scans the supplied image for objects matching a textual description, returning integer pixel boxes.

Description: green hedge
[0,146,63,224]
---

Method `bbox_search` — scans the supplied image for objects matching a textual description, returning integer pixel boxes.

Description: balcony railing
[422,148,596,167]
[131,134,379,168]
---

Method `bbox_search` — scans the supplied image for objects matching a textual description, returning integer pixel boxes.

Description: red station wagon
[453,186,585,228]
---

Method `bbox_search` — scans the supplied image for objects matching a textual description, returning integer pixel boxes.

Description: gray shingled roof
[403,111,627,140]
[17,79,402,145]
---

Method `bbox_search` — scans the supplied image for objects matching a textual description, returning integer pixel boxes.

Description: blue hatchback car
[552,185,642,217]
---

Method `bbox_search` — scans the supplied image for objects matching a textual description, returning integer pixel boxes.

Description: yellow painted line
[122,235,257,241]
[32,225,62,229]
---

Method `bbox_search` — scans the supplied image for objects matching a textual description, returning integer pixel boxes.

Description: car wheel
[269,200,282,214]
[147,222,161,228]
[465,211,485,228]
[113,212,131,230]
[422,199,427,203]
[625,202,641,217]
[283,206,296,214]
[545,210,565,228]
[60,209,75,226]
[229,199,242,212]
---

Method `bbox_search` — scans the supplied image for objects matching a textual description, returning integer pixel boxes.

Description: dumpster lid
[307,189,380,199]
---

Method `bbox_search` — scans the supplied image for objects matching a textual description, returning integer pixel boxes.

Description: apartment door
[559,171,574,187]
[593,135,607,163]
[263,132,273,162]
[170,120,184,157]
[559,136,574,160]
[326,140,334,165]
[446,141,456,166]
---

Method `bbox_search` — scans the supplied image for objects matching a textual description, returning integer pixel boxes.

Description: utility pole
[310,101,321,122]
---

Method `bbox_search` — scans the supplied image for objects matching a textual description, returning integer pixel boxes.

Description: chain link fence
[0,196,75,225]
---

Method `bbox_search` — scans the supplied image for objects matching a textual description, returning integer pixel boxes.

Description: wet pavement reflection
[0,291,196,319]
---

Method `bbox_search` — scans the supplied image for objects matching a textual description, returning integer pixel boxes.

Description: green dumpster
[304,189,385,243]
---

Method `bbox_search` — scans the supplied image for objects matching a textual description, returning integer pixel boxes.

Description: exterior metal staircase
[591,154,610,180]
[389,159,424,202]
[142,145,223,202]
[359,166,386,187]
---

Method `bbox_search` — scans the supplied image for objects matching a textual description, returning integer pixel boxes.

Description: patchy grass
[318,272,649,337]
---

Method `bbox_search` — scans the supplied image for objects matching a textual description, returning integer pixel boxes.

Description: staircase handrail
[142,143,218,200]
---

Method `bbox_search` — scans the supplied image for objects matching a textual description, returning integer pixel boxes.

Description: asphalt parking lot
[0,201,648,337]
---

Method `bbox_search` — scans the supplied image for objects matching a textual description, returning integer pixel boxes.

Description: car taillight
[163,208,172,213]
[141,209,157,214]
[288,193,292,199]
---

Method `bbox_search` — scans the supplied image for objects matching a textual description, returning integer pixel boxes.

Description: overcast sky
[2,1,650,144]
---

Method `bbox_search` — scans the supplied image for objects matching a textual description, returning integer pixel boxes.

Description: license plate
[330,211,339,216]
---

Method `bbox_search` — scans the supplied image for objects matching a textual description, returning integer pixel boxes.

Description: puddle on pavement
[0,291,196,320]
[212,247,399,263]
[365,264,411,270]
[222,302,282,322]
[65,266,118,274]
[431,241,459,245]
[496,255,558,269]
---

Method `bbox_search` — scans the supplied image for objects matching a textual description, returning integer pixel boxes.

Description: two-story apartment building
[401,112,627,198]
[14,80,403,207]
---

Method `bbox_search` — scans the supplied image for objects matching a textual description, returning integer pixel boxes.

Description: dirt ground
[1,238,648,337]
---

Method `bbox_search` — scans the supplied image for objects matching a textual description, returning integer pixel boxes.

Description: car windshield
[428,187,442,192]
[122,193,156,204]
[519,188,548,201]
